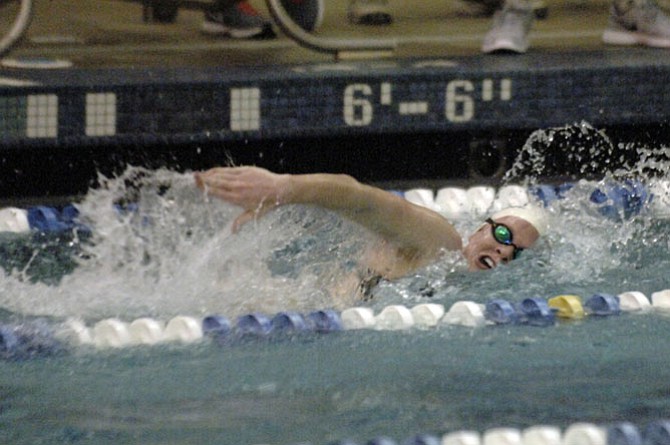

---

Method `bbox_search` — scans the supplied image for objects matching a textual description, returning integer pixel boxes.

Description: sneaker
[279,0,325,32]
[603,0,670,47]
[348,0,393,25]
[201,1,275,39]
[481,0,534,53]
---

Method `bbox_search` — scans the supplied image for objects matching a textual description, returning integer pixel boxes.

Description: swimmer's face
[462,215,540,271]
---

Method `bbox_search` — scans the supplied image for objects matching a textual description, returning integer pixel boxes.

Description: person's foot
[201,1,275,39]
[279,0,325,32]
[602,0,670,47]
[481,0,534,53]
[348,0,393,25]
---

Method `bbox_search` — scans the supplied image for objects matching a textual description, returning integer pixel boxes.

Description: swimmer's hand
[195,166,290,232]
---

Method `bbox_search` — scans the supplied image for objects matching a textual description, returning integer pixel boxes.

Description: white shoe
[481,0,534,53]
[602,0,670,47]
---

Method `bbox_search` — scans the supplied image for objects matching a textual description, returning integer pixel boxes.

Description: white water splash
[0,167,375,321]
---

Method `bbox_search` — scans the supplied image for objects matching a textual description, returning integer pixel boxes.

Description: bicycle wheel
[0,0,33,58]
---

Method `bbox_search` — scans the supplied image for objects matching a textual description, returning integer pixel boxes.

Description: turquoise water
[1,125,670,445]
[2,314,670,445]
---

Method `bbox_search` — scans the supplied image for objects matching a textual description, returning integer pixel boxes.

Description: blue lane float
[27,206,71,232]
[608,422,643,445]
[271,311,309,333]
[0,320,63,360]
[0,325,20,355]
[485,299,519,324]
[532,179,653,218]
[532,185,561,206]
[202,315,232,338]
[519,298,556,326]
[645,420,670,445]
[484,298,556,326]
[589,180,651,220]
[236,313,273,336]
[212,311,340,339]
[307,309,343,332]
[584,293,621,316]
[26,205,87,233]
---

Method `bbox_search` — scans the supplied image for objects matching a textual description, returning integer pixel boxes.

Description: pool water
[2,313,670,445]
[1,124,670,445]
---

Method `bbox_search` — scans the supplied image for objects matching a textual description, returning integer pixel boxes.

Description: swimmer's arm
[285,173,463,256]
[195,166,462,257]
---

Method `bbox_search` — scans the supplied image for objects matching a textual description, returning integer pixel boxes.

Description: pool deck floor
[3,0,630,67]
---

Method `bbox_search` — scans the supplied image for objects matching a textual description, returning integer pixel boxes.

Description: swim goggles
[486,218,523,259]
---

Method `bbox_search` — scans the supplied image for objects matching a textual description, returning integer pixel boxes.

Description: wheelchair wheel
[0,0,33,57]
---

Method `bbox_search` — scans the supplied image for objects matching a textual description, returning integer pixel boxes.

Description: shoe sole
[201,22,267,39]
[481,38,528,54]
[602,29,670,48]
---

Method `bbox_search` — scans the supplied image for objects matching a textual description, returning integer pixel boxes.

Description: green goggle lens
[486,218,523,260]
[493,224,513,244]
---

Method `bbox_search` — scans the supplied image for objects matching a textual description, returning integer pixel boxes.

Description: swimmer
[194,166,547,280]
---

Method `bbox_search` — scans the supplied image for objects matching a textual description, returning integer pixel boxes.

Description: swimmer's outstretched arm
[195,166,462,259]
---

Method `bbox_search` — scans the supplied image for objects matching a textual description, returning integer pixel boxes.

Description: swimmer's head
[462,206,547,271]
